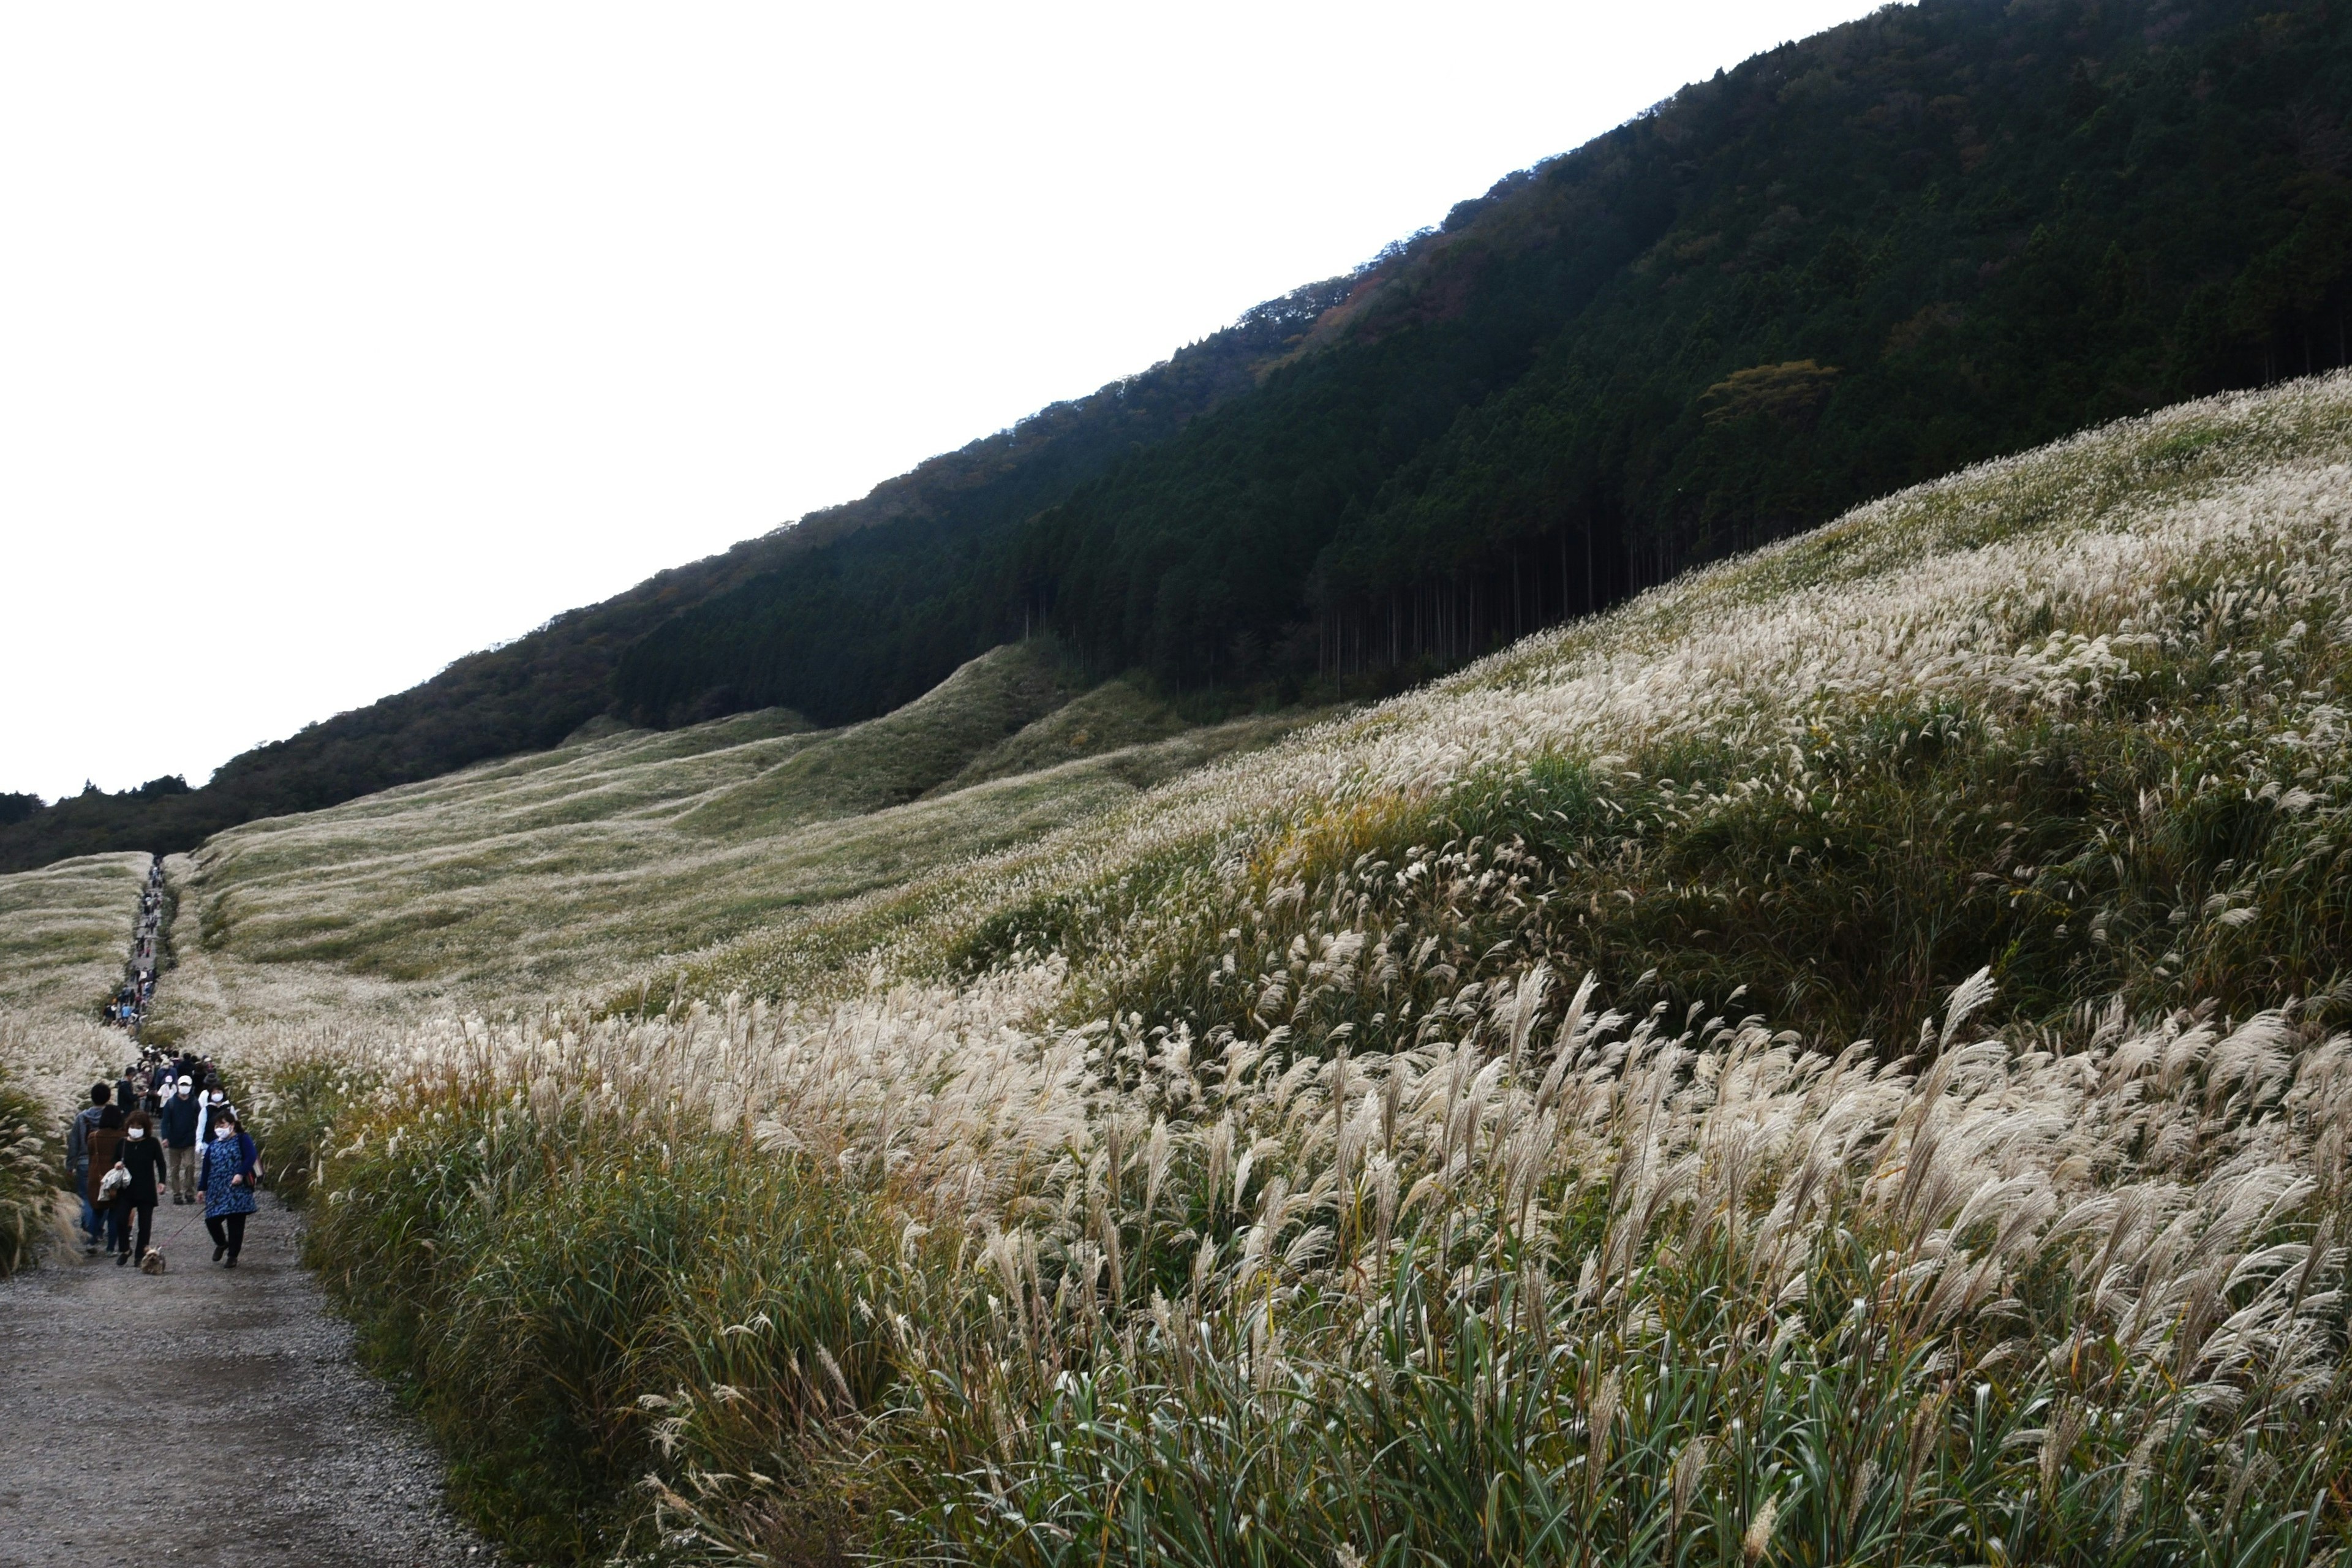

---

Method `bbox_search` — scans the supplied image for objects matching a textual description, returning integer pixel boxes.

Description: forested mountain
[11,0,2351,872]
[616,0,2352,720]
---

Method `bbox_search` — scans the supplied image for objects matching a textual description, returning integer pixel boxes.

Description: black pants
[115,1202,153,1257]
[204,1212,246,1259]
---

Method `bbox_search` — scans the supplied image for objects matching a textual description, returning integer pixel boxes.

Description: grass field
[0,850,145,1104]
[185,375,2352,1564]
[156,641,1321,1030]
[0,851,145,1273]
[0,851,144,1021]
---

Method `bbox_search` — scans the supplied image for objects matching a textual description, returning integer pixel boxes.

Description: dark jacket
[85,1128,124,1202]
[158,1094,199,1148]
[116,1135,165,1207]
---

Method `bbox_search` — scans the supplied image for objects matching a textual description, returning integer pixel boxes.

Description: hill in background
[10,0,2351,875]
[143,641,1321,1031]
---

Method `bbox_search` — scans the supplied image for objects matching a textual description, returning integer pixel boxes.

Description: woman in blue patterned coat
[198,1109,259,1267]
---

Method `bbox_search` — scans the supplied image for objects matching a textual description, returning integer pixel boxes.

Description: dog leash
[142,1171,263,1257]
[148,1207,208,1253]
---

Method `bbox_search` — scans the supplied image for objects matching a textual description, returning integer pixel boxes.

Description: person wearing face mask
[159,1076,201,1204]
[198,1109,260,1267]
[194,1084,228,1147]
[112,1110,165,1267]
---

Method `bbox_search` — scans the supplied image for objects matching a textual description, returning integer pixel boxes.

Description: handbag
[97,1165,130,1201]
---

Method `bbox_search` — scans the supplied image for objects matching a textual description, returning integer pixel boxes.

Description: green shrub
[246,1057,371,1207]
[0,1069,61,1278]
[304,1057,900,1562]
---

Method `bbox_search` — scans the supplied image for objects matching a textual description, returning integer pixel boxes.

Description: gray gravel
[0,1195,491,1567]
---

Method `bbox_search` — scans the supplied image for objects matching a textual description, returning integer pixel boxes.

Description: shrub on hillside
[0,1070,61,1278]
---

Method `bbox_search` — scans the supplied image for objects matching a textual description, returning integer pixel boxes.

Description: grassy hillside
[208,375,2352,1563]
[0,853,145,1022]
[934,677,1196,794]
[156,646,1319,1021]
[22,0,2352,882]
[675,643,1077,836]
[0,853,145,1273]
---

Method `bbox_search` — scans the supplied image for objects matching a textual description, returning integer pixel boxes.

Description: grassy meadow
[157,643,1317,1023]
[146,374,2352,1561]
[0,850,147,1273]
[0,850,146,1021]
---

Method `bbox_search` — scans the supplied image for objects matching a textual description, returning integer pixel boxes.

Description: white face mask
[176,1085,190,1098]
[126,1128,145,1140]
[208,1093,224,1105]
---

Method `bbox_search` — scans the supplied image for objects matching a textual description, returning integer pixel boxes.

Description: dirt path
[0,1197,488,1567]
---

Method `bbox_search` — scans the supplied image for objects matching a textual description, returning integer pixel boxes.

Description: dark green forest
[12,0,2352,872]
[617,0,2352,720]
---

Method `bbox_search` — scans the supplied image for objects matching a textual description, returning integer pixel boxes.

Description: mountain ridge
[11,0,2351,872]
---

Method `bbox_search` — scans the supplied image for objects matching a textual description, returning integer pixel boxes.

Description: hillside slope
[153,649,1322,1020]
[21,0,2352,878]
[224,374,2352,1564]
[617,0,2352,715]
[0,852,145,1142]
[0,853,145,1022]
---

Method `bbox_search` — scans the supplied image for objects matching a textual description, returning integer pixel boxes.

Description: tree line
[613,0,2352,722]
[11,0,2351,871]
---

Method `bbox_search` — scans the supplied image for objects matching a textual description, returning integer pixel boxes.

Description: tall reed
[271,957,2352,1564]
[238,377,2352,1564]
[0,1063,59,1278]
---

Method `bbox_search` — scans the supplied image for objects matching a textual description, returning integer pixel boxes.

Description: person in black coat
[112,1110,166,1267]
[158,1078,200,1205]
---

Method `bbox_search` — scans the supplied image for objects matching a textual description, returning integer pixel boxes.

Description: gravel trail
[0,1196,489,1567]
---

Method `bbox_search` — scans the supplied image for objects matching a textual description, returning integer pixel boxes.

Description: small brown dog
[140,1248,168,1274]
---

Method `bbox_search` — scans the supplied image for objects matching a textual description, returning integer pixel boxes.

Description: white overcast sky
[1,1,1879,802]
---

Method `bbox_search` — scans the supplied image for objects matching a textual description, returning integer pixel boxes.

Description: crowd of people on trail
[64,1048,260,1271]
[61,862,260,1271]
[102,860,166,1030]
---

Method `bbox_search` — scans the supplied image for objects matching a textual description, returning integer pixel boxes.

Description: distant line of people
[103,859,167,1031]
[64,1049,259,1269]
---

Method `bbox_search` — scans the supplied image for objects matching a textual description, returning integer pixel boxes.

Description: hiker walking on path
[113,1109,165,1267]
[65,1084,111,1253]
[86,1104,126,1260]
[195,1082,228,1147]
[160,1076,200,1204]
[199,1110,259,1266]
